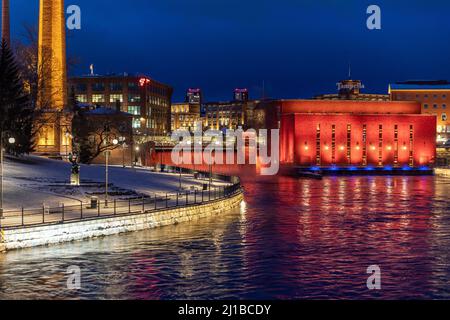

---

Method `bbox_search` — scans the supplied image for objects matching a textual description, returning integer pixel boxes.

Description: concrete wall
[1,192,243,251]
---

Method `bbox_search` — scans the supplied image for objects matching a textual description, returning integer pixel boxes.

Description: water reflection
[0,176,449,299]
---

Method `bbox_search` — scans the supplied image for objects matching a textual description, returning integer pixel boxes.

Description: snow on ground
[2,155,227,210]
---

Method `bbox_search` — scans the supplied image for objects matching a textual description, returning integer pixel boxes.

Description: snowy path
[1,156,226,211]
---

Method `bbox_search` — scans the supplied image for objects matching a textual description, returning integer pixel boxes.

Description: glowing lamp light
[355,145,361,151]
[371,145,376,151]
[402,145,408,151]
[324,145,330,151]
[386,146,392,151]
[8,137,16,144]
[112,139,119,145]
[339,146,345,151]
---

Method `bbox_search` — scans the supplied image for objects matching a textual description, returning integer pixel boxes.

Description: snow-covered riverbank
[1,156,224,210]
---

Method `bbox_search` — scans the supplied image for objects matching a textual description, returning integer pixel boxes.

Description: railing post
[42,205,45,224]
[166,193,168,208]
[21,207,24,226]
[114,199,117,215]
[98,201,101,217]
[62,203,65,222]
[186,191,188,205]
[128,198,131,213]
[142,196,145,213]
[176,192,179,207]
[155,194,157,210]
[80,202,83,220]
[209,187,211,201]
[194,189,197,203]
[202,190,204,203]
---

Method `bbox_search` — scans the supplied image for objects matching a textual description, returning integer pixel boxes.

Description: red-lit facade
[259,100,437,167]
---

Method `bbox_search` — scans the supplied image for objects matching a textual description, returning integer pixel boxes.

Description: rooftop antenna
[348,62,352,80]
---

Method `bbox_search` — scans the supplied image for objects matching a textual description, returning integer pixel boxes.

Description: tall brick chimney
[1,0,10,46]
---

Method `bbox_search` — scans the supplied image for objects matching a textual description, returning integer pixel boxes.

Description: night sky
[8,0,450,102]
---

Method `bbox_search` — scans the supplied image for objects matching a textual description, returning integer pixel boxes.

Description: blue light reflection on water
[0,175,449,300]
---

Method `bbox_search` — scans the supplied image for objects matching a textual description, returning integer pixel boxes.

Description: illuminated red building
[257,99,436,168]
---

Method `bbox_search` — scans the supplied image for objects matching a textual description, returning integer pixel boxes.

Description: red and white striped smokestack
[1,0,10,46]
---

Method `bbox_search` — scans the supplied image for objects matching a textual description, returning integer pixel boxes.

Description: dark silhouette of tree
[0,40,33,155]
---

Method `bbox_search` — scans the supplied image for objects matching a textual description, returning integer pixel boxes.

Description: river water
[0,175,449,299]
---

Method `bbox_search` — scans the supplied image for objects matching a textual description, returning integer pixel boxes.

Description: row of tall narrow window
[311,124,415,167]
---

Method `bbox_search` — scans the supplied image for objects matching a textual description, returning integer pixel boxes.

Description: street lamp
[0,132,16,218]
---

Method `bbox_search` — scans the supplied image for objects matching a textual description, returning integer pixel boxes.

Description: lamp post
[0,132,16,218]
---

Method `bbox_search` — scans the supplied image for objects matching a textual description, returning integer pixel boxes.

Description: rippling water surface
[1,176,450,299]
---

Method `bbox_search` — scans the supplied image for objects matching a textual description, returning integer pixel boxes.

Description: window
[443,104,447,109]
[110,82,123,91]
[76,94,87,103]
[92,82,105,92]
[92,94,105,103]
[443,113,448,122]
[128,94,141,103]
[132,118,141,129]
[128,82,138,91]
[433,104,438,109]
[128,106,141,115]
[76,83,87,92]
[424,104,429,109]
[110,94,123,103]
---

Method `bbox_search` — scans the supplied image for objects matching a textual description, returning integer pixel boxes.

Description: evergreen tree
[0,40,33,155]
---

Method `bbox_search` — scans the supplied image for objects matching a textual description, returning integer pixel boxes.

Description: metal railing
[0,175,242,230]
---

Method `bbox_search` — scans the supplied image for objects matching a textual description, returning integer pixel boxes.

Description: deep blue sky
[8,0,450,102]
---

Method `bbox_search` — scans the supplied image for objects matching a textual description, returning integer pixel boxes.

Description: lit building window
[128,94,141,103]
[110,94,123,103]
[76,94,87,103]
[128,106,141,115]
[92,94,105,103]
[132,118,141,129]
[443,113,448,122]
[362,124,367,166]
[378,125,383,166]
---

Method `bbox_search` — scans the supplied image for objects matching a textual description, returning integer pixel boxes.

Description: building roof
[390,80,450,90]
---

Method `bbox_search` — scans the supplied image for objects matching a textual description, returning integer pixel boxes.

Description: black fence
[0,175,242,230]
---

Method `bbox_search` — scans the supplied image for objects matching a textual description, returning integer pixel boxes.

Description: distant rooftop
[72,72,148,79]
[390,80,450,90]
